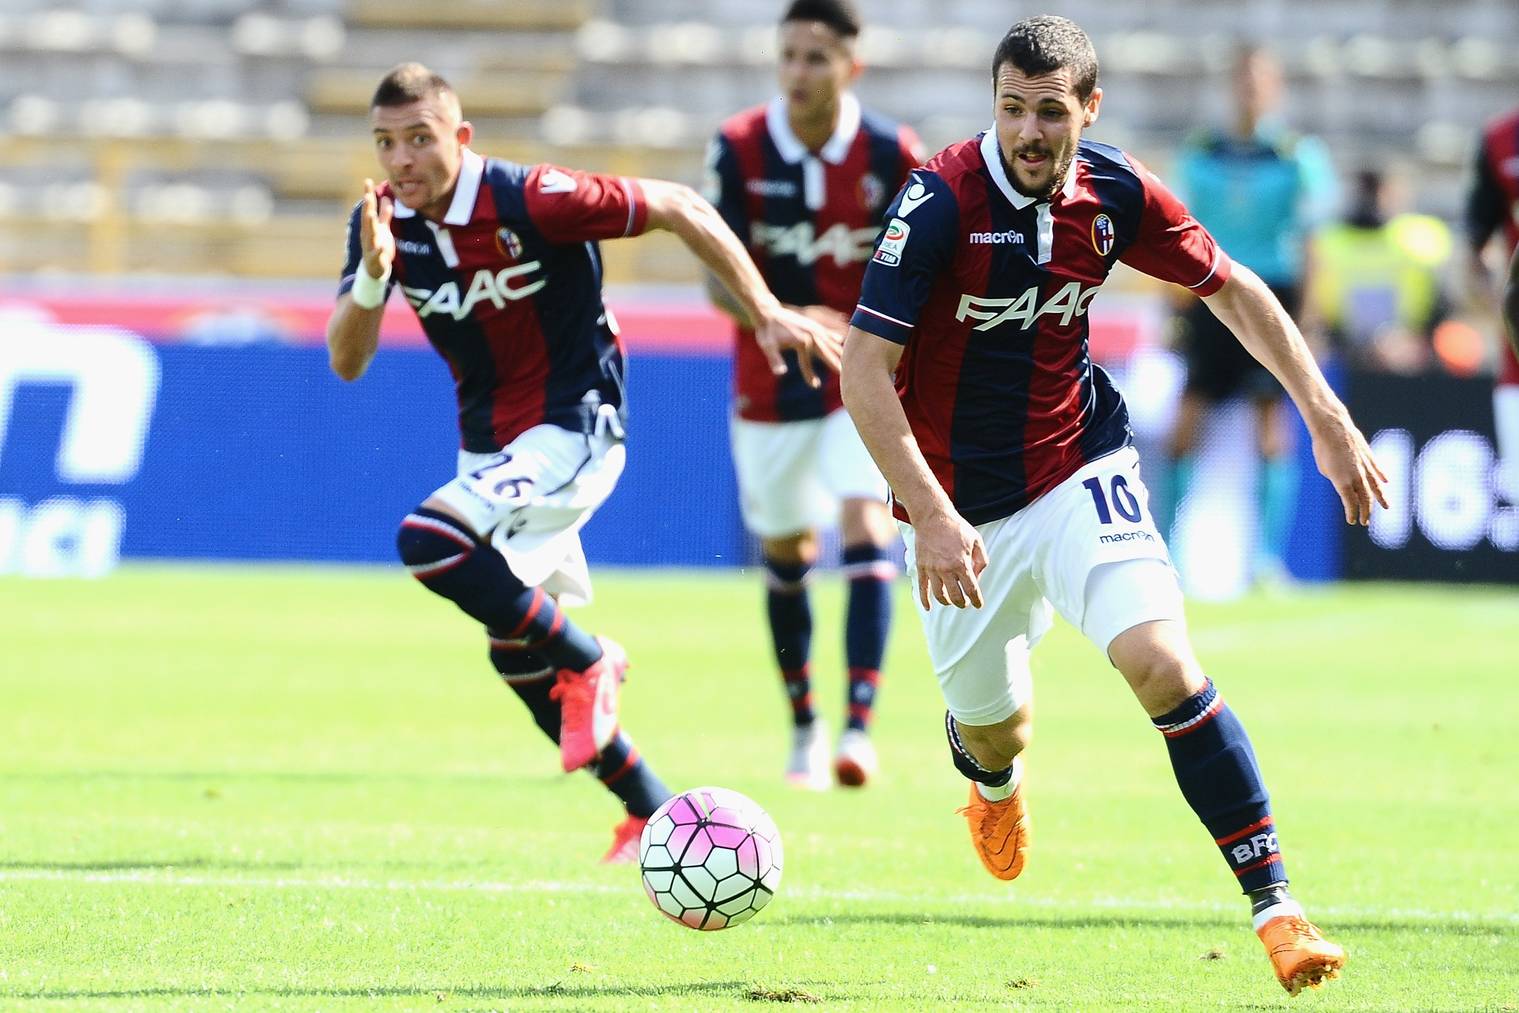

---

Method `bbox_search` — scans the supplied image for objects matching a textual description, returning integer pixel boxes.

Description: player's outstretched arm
[1202,265,1389,525]
[640,178,841,386]
[326,179,394,382]
[841,326,986,610]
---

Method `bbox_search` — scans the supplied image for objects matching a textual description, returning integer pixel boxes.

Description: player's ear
[457,119,474,147]
[1082,87,1103,128]
[848,55,864,84]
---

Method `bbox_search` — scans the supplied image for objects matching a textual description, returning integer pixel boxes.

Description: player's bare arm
[1202,264,1389,525]
[841,326,986,610]
[640,178,841,387]
[325,178,394,381]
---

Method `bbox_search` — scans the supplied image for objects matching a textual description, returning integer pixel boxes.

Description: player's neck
[417,183,458,223]
[788,98,841,153]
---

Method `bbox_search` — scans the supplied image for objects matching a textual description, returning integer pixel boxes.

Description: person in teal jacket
[1158,43,1338,583]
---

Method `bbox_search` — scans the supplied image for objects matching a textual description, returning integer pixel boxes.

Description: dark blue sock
[1152,678,1287,893]
[489,638,558,742]
[594,730,673,819]
[397,508,600,671]
[764,556,814,727]
[842,542,894,731]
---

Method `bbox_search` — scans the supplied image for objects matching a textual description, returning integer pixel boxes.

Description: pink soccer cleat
[601,814,647,865]
[550,637,627,772]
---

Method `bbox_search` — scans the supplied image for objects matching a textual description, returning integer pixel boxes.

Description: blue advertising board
[0,323,743,576]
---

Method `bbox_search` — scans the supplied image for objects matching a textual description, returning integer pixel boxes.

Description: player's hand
[754,304,844,388]
[1308,408,1390,526]
[360,178,396,281]
[911,507,988,611]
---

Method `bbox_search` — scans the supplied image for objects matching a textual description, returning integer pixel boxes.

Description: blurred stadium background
[1,0,1516,587]
[3,5,1518,1007]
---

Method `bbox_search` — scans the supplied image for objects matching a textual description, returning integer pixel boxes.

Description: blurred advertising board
[1345,370,1519,583]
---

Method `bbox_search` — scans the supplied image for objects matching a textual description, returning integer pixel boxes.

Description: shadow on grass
[778,910,1518,937]
[3,981,757,1002]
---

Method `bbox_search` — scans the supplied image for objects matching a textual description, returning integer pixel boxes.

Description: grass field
[1,567,1516,1011]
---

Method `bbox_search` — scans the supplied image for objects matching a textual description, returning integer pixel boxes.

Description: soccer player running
[326,64,839,863]
[1464,105,1519,506]
[704,0,922,789]
[841,18,1385,995]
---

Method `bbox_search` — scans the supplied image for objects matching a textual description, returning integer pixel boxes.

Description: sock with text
[1152,678,1287,894]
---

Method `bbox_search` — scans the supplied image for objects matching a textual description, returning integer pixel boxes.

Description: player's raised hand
[754,304,844,388]
[360,178,396,281]
[1309,410,1390,526]
[912,507,988,611]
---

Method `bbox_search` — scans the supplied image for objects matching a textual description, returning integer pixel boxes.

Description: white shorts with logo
[430,409,625,608]
[731,408,888,538]
[901,447,1185,727]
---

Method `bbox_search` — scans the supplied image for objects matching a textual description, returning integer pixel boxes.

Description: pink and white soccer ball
[638,786,783,931]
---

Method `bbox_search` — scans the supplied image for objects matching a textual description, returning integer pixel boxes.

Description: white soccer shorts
[901,446,1186,726]
[430,410,625,608]
[730,408,889,538]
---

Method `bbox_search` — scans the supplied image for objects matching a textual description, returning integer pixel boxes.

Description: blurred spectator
[1303,169,1454,375]
[1154,43,1338,582]
[1464,106,1519,502]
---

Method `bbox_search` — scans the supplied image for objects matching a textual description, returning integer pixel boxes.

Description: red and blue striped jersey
[850,133,1231,525]
[706,94,921,421]
[1465,107,1519,383]
[339,149,647,452]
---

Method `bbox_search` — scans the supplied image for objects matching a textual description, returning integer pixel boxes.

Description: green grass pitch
[1,567,1516,1010]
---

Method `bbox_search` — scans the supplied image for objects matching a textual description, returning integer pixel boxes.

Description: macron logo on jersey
[956,281,1100,331]
[968,229,1024,245]
[897,176,934,216]
[539,169,578,194]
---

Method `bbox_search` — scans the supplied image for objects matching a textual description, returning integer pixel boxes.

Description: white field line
[0,867,1512,926]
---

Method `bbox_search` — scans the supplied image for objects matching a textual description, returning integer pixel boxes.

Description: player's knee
[1110,626,1204,715]
[762,531,818,568]
[396,506,479,574]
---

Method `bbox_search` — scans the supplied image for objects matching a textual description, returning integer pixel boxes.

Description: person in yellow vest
[1305,169,1453,374]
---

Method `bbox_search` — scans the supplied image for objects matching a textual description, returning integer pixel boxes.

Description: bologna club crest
[495,227,524,260]
[858,173,885,211]
[1091,214,1115,256]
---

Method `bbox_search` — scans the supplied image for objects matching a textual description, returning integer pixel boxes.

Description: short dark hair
[991,16,1099,102]
[781,0,861,40]
[371,62,457,110]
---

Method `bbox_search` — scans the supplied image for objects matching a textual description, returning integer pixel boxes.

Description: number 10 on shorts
[1082,474,1142,525]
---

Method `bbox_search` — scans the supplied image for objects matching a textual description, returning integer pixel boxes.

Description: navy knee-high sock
[842,542,894,732]
[490,636,670,819]
[764,556,814,727]
[1152,678,1288,894]
[397,507,600,671]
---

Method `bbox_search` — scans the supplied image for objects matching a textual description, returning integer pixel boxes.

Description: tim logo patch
[1091,213,1115,256]
[873,218,910,266]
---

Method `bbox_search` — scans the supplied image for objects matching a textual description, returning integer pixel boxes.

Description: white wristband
[350,265,390,309]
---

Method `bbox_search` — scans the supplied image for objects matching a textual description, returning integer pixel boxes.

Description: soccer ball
[638,786,783,930]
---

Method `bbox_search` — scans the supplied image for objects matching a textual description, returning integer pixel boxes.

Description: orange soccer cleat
[956,779,1030,881]
[600,814,647,865]
[1256,914,1347,996]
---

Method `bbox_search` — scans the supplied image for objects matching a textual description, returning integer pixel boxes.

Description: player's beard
[1005,141,1075,200]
